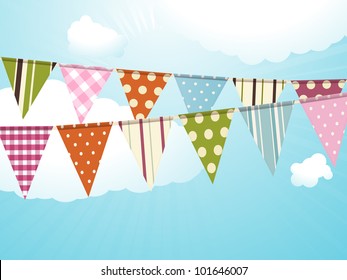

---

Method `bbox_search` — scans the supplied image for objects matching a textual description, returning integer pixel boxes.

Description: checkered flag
[0,126,53,198]
[60,64,112,123]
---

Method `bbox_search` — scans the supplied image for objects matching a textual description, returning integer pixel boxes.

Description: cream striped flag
[1,57,56,118]
[239,101,294,174]
[118,116,173,188]
[232,78,287,106]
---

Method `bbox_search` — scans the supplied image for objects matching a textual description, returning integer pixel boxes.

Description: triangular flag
[300,94,347,165]
[174,74,228,112]
[0,126,53,198]
[1,57,56,118]
[179,109,234,182]
[232,78,287,106]
[240,101,294,174]
[117,69,171,119]
[292,79,346,99]
[118,116,172,188]
[60,64,112,123]
[57,122,112,196]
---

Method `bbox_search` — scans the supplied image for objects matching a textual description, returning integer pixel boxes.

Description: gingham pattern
[0,126,52,198]
[60,64,112,123]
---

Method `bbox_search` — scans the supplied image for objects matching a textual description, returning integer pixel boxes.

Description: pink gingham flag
[60,64,112,123]
[0,126,52,199]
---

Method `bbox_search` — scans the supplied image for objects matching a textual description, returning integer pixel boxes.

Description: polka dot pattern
[117,69,171,119]
[58,122,112,196]
[179,108,234,183]
[175,74,227,112]
[301,94,347,165]
[292,79,345,99]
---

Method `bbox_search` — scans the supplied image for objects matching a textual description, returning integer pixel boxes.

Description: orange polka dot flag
[117,69,172,120]
[57,122,112,196]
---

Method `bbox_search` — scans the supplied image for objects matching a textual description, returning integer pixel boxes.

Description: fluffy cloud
[290,153,333,188]
[156,0,347,64]
[68,15,127,57]
[0,80,202,202]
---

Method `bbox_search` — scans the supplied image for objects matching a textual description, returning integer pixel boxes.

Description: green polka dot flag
[179,108,234,183]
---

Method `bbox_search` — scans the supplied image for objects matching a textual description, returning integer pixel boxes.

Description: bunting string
[1,56,347,199]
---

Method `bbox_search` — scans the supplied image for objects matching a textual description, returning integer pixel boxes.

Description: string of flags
[1,57,347,199]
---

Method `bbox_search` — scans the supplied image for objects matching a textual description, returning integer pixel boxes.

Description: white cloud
[156,0,347,64]
[291,153,333,188]
[0,80,202,202]
[68,15,127,57]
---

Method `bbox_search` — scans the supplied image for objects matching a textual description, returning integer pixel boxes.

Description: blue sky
[1,0,347,259]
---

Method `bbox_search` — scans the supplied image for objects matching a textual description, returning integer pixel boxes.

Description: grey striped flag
[233,78,287,106]
[239,101,294,174]
[1,57,56,118]
[118,116,173,188]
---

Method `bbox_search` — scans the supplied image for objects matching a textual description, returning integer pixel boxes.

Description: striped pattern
[233,78,287,106]
[1,57,56,118]
[119,116,172,188]
[240,102,294,174]
[0,126,52,198]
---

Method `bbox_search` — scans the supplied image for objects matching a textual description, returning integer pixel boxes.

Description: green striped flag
[239,101,294,174]
[1,57,56,118]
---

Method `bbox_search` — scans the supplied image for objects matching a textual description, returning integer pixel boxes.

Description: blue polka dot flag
[174,74,228,113]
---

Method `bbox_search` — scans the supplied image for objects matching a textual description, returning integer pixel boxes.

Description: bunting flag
[174,74,228,112]
[232,78,287,106]
[300,94,347,165]
[0,126,52,198]
[240,102,294,174]
[117,69,171,120]
[118,117,172,188]
[57,122,112,196]
[292,79,346,99]
[60,64,112,123]
[179,109,234,183]
[1,57,56,118]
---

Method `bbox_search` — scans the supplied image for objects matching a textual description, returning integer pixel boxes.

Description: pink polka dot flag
[301,94,347,165]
